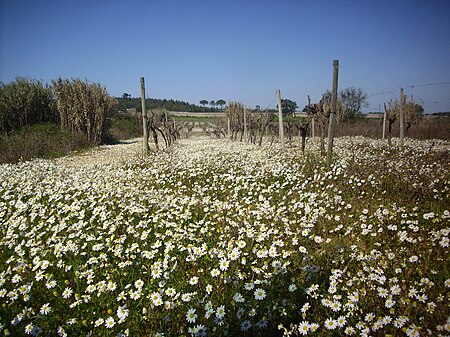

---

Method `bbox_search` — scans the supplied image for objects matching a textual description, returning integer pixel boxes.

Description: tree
[122,93,131,100]
[199,100,208,107]
[277,99,298,116]
[404,99,424,133]
[216,99,226,110]
[384,95,423,143]
[210,100,216,108]
[339,87,368,121]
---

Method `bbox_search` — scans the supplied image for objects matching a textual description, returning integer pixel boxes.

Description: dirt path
[52,138,143,168]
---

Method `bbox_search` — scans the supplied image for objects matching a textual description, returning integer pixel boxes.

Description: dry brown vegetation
[52,78,116,145]
[332,115,449,140]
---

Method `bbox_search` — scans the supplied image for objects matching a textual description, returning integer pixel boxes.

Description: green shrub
[0,123,90,164]
[107,112,142,141]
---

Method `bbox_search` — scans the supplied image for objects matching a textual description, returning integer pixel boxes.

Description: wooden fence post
[276,89,285,150]
[399,87,404,149]
[382,103,387,140]
[140,77,149,154]
[307,95,315,138]
[244,106,247,141]
[327,60,339,166]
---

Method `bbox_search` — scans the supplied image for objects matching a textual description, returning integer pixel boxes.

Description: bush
[0,123,90,164]
[107,112,142,141]
[0,78,57,133]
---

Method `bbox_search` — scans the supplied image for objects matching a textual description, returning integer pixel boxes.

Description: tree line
[199,99,226,109]
[119,95,222,113]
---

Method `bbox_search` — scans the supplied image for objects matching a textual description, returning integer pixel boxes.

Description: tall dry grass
[319,115,449,140]
[52,78,117,145]
[0,77,56,133]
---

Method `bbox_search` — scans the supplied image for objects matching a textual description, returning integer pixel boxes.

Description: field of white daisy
[0,136,449,336]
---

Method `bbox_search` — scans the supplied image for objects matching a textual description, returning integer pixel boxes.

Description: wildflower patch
[0,137,449,336]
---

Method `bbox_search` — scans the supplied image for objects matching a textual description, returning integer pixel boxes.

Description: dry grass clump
[321,115,449,140]
[0,77,119,163]
[0,77,56,133]
[52,78,117,145]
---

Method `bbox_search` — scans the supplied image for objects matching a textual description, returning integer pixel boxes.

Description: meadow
[0,136,449,336]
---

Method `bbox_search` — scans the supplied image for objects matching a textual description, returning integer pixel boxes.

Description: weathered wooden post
[399,87,404,149]
[244,106,247,141]
[382,103,387,140]
[307,95,315,138]
[227,116,231,139]
[276,89,285,150]
[327,60,339,166]
[140,77,149,154]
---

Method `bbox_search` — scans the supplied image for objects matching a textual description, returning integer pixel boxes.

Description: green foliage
[170,115,221,123]
[278,99,298,116]
[0,77,57,133]
[107,112,142,141]
[52,78,117,145]
[116,97,219,112]
[216,99,226,109]
[0,123,89,163]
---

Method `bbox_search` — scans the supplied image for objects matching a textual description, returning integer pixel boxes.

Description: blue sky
[1,0,450,113]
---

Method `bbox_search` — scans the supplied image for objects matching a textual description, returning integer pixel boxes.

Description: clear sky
[1,0,450,113]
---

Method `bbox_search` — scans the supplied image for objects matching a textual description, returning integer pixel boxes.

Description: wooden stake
[244,106,247,141]
[327,60,339,166]
[307,95,315,138]
[399,87,404,149]
[276,89,285,150]
[140,77,149,154]
[382,103,387,140]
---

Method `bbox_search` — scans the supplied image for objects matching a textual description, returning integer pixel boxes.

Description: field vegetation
[107,113,143,142]
[330,114,449,140]
[0,77,117,163]
[1,77,448,164]
[0,123,90,164]
[1,77,449,336]
[1,136,448,336]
